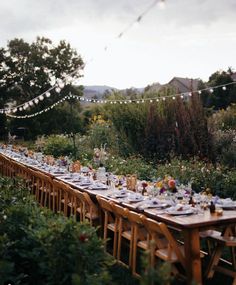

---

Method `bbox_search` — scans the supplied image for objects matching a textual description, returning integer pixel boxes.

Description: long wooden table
[1,151,236,285]
[56,173,236,285]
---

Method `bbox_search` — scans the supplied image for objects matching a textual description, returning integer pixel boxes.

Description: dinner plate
[126,195,144,203]
[144,202,168,209]
[220,203,236,210]
[165,209,194,216]
[78,181,92,186]
[108,191,128,198]
[62,176,74,180]
[88,184,108,190]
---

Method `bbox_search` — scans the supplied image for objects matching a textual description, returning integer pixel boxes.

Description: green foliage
[154,158,236,199]
[101,94,211,160]
[208,106,236,167]
[201,70,236,110]
[87,121,118,150]
[106,155,156,181]
[0,176,112,285]
[43,134,74,157]
[208,105,236,131]
[0,37,84,139]
[141,261,172,285]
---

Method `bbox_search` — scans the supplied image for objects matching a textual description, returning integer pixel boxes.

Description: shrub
[105,155,156,181]
[211,129,236,167]
[43,134,74,158]
[0,176,112,285]
[154,157,236,199]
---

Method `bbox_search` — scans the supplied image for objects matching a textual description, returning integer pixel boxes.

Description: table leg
[184,228,202,285]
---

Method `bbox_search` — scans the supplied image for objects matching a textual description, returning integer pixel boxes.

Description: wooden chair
[2,157,15,178]
[126,210,149,276]
[76,191,99,226]
[110,202,132,268]
[31,169,53,208]
[52,179,82,218]
[14,162,33,189]
[96,196,119,256]
[141,215,186,276]
[205,226,236,285]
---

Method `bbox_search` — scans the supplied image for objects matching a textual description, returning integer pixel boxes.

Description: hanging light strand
[0,67,81,114]
[6,94,72,119]
[77,81,236,104]
[5,80,236,119]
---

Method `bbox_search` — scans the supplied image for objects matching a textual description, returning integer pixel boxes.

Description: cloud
[0,0,236,87]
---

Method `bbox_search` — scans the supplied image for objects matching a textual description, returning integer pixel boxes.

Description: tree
[201,69,236,110]
[0,37,84,139]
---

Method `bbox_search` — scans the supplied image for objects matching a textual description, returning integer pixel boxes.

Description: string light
[4,81,236,119]
[6,95,71,119]
[0,66,82,114]
[0,0,165,115]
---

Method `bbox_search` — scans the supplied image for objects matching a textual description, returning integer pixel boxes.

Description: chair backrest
[76,191,98,224]
[96,196,113,212]
[127,210,143,225]
[141,215,186,268]
[110,202,129,218]
[52,179,70,214]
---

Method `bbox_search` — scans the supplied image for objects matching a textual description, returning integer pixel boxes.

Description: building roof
[167,77,200,93]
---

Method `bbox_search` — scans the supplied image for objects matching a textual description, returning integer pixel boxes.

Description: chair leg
[117,219,122,261]
[113,224,118,258]
[205,245,223,279]
[132,226,138,275]
[103,213,108,251]
[129,227,134,269]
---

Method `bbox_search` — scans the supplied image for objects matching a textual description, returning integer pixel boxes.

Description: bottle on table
[209,201,216,213]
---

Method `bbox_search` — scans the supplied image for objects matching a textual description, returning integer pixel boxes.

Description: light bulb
[222,86,226,91]
[55,87,61,93]
[39,95,44,101]
[45,91,51,97]
[58,82,65,89]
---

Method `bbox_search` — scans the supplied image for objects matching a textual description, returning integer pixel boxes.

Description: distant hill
[83,85,117,99]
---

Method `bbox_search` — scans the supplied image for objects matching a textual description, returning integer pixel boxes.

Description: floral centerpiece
[156,175,178,194]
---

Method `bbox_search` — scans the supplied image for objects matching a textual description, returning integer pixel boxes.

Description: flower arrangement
[156,175,178,194]
[93,144,108,166]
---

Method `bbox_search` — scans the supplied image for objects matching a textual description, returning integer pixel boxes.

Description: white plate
[108,191,128,198]
[126,195,144,203]
[221,204,236,209]
[166,209,194,216]
[78,181,92,186]
[88,185,108,190]
[146,202,168,208]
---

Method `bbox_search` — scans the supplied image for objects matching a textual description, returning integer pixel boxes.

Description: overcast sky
[0,0,236,89]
